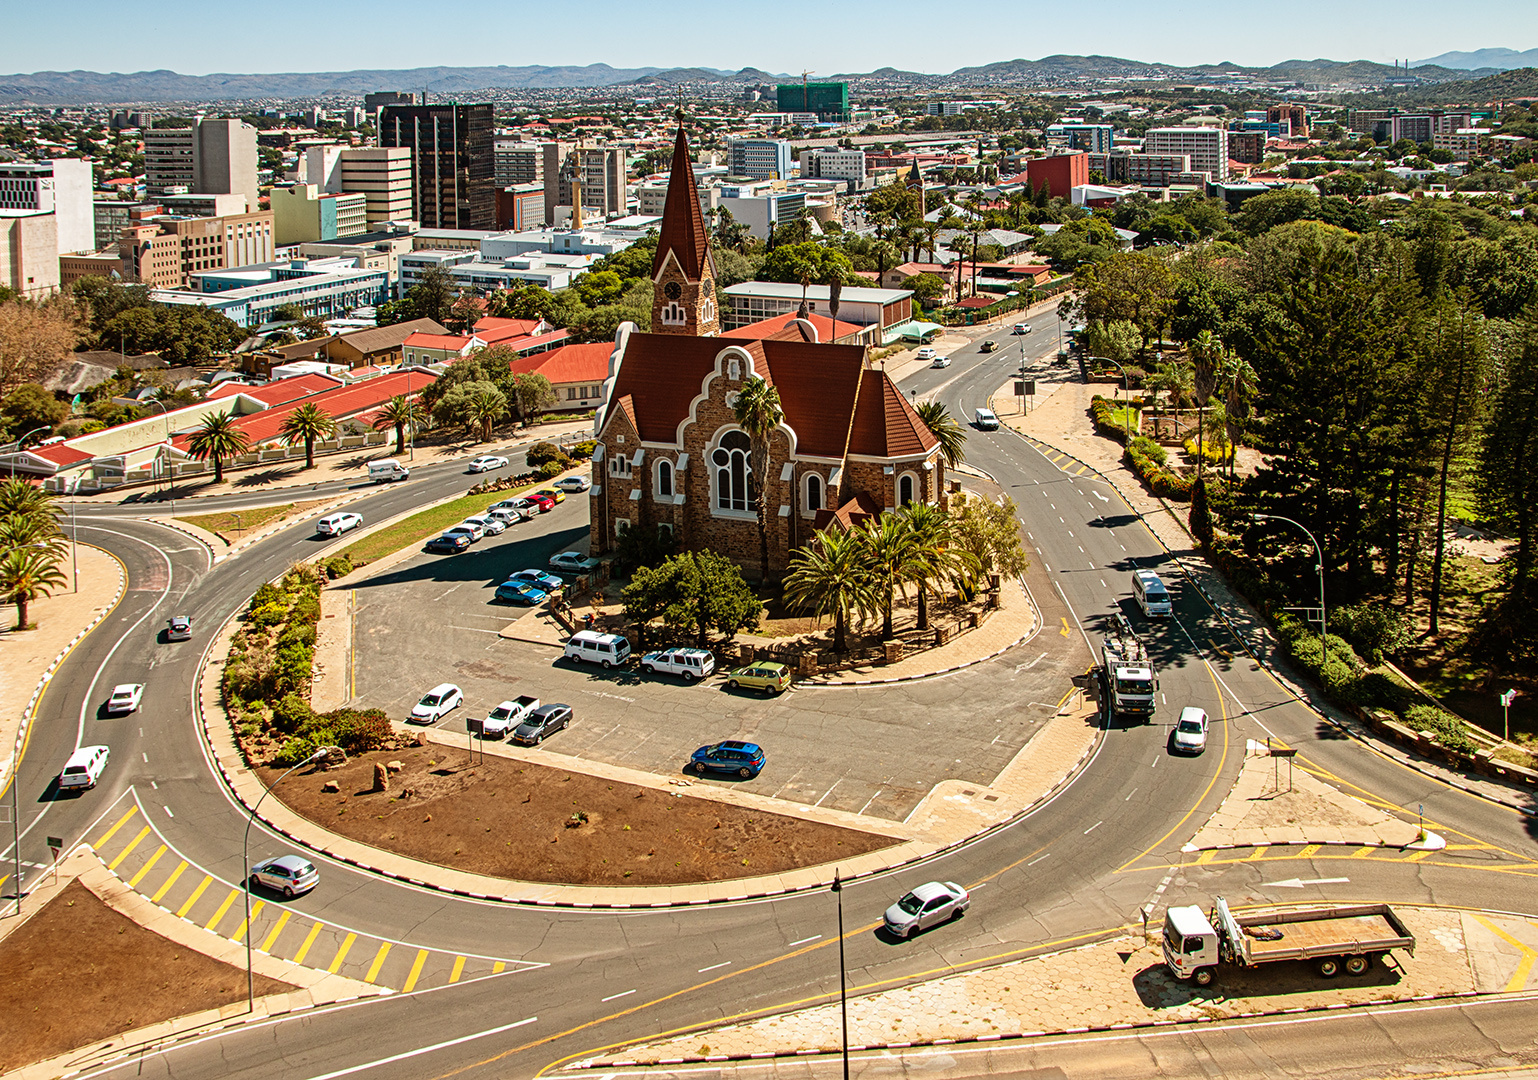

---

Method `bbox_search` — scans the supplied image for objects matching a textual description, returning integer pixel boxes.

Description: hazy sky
[5,0,1535,75]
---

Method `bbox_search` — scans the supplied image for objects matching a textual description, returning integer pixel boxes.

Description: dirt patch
[259,748,894,885]
[0,880,293,1073]
[180,498,332,544]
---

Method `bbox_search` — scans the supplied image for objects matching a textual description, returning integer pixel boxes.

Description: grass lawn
[1103,405,1140,434]
[339,483,539,566]
[179,503,296,537]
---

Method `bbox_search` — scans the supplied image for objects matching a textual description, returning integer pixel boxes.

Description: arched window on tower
[660,302,686,326]
[656,458,674,500]
[712,430,753,514]
[805,472,823,514]
[898,472,917,507]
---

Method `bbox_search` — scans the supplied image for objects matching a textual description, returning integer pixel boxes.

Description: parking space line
[95,805,139,848]
[151,860,187,902]
[233,900,264,942]
[403,949,430,993]
[364,941,392,983]
[449,955,467,983]
[126,843,166,886]
[204,888,240,932]
[328,933,358,974]
[292,922,324,965]
[175,874,212,918]
[106,825,151,871]
[261,911,291,953]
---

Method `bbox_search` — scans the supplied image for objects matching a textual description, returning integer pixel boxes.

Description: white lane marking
[1078,546,1085,553]
[602,990,636,1002]
[1119,544,1127,551]
[1084,820,1103,835]
[1027,854,1051,866]
[1099,579,1106,588]
[698,961,731,972]
[789,935,822,946]
[1044,562,1052,573]
[856,790,882,815]
[164,806,173,817]
[297,1016,537,1080]
[447,625,502,635]
[1125,787,1138,801]
[142,752,148,762]
[1263,877,1351,889]
[1066,530,1074,538]
[150,780,157,789]
[1151,757,1158,769]
[1161,693,1167,705]
[1093,490,1109,503]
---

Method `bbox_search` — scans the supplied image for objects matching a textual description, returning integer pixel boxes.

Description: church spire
[651,122,718,336]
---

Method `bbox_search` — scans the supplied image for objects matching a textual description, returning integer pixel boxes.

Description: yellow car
[725,662,792,695]
[534,487,566,504]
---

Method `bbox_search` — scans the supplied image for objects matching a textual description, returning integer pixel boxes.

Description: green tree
[1477,311,1538,654]
[1,383,68,440]
[901,501,979,631]
[622,550,762,648]
[185,410,250,483]
[465,385,509,441]
[511,372,558,425]
[907,272,947,304]
[0,477,60,525]
[1075,250,1177,357]
[280,402,337,469]
[1080,319,1140,365]
[408,265,459,326]
[951,491,1030,581]
[1189,476,1214,548]
[731,376,784,583]
[913,399,966,468]
[785,527,877,652]
[0,545,68,629]
[371,394,424,454]
[858,513,923,640]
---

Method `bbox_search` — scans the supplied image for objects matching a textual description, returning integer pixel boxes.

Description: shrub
[272,692,314,734]
[274,640,314,695]
[1124,445,1192,501]
[1357,670,1417,713]
[251,583,283,611]
[289,594,321,626]
[1189,476,1214,548]
[322,708,394,754]
[1404,703,1473,752]
[538,460,565,480]
[277,621,316,651]
[323,554,353,579]
[1183,435,1233,464]
[1129,435,1167,467]
[525,442,569,468]
[1330,603,1411,664]
[271,735,322,768]
[248,601,287,629]
[570,440,596,460]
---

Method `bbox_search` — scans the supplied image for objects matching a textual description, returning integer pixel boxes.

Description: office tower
[379,103,495,230]
[0,158,94,253]
[143,117,260,212]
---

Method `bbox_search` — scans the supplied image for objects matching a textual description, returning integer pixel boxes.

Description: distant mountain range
[1415,48,1538,71]
[0,54,1527,105]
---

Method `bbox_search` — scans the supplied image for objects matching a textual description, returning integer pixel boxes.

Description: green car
[725,662,792,695]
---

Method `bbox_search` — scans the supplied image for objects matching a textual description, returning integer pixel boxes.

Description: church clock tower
[651,124,719,337]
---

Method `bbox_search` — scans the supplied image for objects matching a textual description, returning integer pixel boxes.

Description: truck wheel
[1317,957,1341,978]
[1345,954,1370,976]
[1193,967,1216,987]
[601,659,612,669]
[683,671,697,682]
[642,664,654,675]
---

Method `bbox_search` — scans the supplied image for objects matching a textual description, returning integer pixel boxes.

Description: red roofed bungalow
[507,342,612,413]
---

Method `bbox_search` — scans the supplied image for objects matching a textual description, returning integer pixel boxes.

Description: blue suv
[690,740,765,779]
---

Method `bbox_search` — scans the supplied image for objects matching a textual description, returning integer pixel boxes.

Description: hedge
[1124,445,1193,501]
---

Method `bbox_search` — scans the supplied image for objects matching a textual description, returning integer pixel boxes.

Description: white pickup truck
[479,695,540,739]
[639,648,716,682]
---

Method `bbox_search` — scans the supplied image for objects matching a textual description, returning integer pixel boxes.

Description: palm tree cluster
[785,502,979,652]
[0,479,67,630]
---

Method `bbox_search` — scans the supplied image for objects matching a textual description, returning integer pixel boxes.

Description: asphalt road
[7,323,1537,1080]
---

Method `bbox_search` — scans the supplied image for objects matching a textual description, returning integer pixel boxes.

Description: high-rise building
[799,148,867,189]
[118,210,275,288]
[363,91,418,125]
[775,82,848,121]
[337,148,414,226]
[379,103,495,230]
[495,142,543,187]
[542,143,625,224]
[1267,104,1309,138]
[143,117,260,212]
[1045,123,1115,154]
[727,139,793,181]
[1,212,59,298]
[1025,152,1089,199]
[271,184,368,245]
[0,159,94,254]
[1144,127,1229,182]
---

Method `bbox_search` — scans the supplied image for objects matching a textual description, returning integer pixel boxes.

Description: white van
[1132,569,1172,618]
[564,630,632,669]
[368,459,410,483]
[974,407,1000,431]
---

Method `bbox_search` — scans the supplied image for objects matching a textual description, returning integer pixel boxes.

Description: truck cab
[1163,905,1220,984]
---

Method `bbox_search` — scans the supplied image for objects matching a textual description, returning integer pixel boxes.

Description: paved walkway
[0,543,123,794]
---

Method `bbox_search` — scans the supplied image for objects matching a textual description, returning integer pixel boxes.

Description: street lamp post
[140,400,175,512]
[242,748,329,1011]
[1096,358,1133,442]
[6,426,53,479]
[1500,689,1516,743]
[1253,513,1326,675]
[831,869,850,1080]
[67,477,80,592]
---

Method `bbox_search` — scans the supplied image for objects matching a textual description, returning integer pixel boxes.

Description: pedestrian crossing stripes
[92,793,543,993]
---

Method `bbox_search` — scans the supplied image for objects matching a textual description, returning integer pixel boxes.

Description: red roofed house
[588,126,945,578]
[508,342,611,412]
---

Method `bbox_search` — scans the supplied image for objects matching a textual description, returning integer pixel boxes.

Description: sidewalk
[0,543,124,793]
[991,376,1538,818]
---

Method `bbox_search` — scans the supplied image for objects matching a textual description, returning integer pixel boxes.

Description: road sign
[46,836,63,853]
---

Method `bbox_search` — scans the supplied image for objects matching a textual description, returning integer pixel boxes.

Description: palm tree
[0,478,59,522]
[785,528,876,653]
[465,385,509,441]
[280,403,337,470]
[0,545,68,629]
[1218,352,1258,483]
[859,514,923,640]
[913,400,966,469]
[371,394,424,454]
[1188,331,1223,480]
[186,410,250,483]
[901,502,980,631]
[732,376,784,583]
[0,512,64,559]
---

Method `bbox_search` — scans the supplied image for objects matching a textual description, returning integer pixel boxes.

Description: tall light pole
[242,748,329,1011]
[1095,357,1132,442]
[66,476,80,592]
[1500,689,1516,743]
[1253,513,1326,675]
[831,869,849,1080]
[6,426,53,479]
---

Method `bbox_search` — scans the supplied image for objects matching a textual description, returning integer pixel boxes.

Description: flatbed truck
[1099,614,1157,721]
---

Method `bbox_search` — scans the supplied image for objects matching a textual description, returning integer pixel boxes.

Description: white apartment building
[1143,126,1229,183]
[799,148,867,186]
[0,159,94,254]
[727,139,793,181]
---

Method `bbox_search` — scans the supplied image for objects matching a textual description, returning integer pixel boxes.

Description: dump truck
[1099,614,1157,721]
[1163,897,1416,987]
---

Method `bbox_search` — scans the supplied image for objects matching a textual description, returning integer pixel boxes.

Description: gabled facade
[649,127,719,337]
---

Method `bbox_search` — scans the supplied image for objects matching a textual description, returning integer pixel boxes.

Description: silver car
[1172,706,1209,754]
[249,854,319,898]
[883,880,970,939]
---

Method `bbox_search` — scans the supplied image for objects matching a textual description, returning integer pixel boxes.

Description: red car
[524,493,556,513]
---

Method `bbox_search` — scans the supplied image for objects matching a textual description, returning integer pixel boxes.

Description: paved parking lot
[346,500,1084,823]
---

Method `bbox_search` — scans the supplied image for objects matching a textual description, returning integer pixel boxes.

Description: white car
[468,455,509,474]
[58,745,110,791]
[1172,706,1209,754]
[445,521,485,544]
[930,354,950,368]
[316,512,362,537]
[883,881,970,939]
[410,683,463,725]
[551,475,592,494]
[1012,323,1031,335]
[488,506,524,527]
[106,684,143,715]
[249,854,319,898]
[549,551,601,574]
[462,514,506,536]
[492,496,543,516]
[974,407,1000,431]
[916,346,937,361]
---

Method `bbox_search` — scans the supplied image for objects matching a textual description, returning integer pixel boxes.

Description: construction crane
[800,70,815,113]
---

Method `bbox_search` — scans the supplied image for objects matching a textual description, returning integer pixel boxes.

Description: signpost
[46,836,62,884]
[1499,689,1516,742]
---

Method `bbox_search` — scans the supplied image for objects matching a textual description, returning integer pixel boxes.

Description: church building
[587,126,946,578]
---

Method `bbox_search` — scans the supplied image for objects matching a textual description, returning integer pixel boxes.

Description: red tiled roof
[813,490,884,533]
[172,370,437,452]
[404,333,474,351]
[28,444,94,468]
[209,372,341,405]
[848,370,939,459]
[722,312,865,344]
[652,126,711,282]
[605,334,727,443]
[954,296,997,309]
[508,342,611,384]
[474,317,545,343]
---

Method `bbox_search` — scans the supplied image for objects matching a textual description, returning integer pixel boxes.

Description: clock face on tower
[664,281,682,300]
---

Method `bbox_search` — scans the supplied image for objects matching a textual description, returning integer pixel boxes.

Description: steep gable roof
[757,338,865,459]
[848,370,939,458]
[651,126,711,282]
[721,311,865,344]
[604,333,733,444]
[814,490,884,533]
[332,318,449,356]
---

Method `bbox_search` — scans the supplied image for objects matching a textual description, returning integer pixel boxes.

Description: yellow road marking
[1472,914,1538,992]
[204,888,239,933]
[448,955,466,983]
[151,860,187,902]
[233,899,264,942]
[1405,850,1433,863]
[260,911,291,953]
[175,874,212,918]
[328,933,357,974]
[94,805,138,849]
[493,961,505,974]
[1351,846,1376,859]
[292,922,323,965]
[1059,617,1071,637]
[1298,844,1321,859]
[126,844,166,887]
[1196,849,1217,865]
[364,941,392,983]
[0,874,8,892]
[1247,846,1267,861]
[106,826,150,871]
[403,949,429,993]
